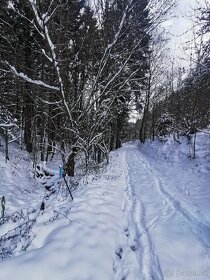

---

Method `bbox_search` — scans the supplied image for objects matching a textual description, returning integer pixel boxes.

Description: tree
[0,0,177,173]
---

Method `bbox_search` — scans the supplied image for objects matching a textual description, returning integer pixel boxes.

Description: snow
[0,133,210,279]
[123,139,210,279]
[0,123,15,128]
[0,145,125,279]
[5,62,59,91]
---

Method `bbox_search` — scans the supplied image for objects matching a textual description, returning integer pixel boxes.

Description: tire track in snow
[113,147,163,280]
[136,149,210,251]
[126,148,163,280]
[113,149,141,280]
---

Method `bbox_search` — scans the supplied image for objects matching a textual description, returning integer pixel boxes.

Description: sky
[129,0,208,122]
[165,0,207,68]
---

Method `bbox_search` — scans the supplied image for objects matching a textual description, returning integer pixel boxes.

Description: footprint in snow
[115,247,123,259]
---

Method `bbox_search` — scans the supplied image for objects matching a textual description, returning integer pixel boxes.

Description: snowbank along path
[0,149,126,280]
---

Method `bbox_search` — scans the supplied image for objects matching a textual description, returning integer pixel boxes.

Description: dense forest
[0,0,209,173]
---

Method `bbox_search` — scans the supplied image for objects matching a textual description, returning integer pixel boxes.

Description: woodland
[0,0,209,173]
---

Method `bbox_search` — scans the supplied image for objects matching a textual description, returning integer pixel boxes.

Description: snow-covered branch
[5,62,59,91]
[28,0,74,124]
[85,0,134,109]
[0,123,15,128]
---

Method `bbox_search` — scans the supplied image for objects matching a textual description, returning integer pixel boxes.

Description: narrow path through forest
[114,143,210,280]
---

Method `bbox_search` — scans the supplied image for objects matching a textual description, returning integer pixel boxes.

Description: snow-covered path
[0,140,210,280]
[115,142,210,280]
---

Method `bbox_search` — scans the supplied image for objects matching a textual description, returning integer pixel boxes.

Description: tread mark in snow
[113,148,163,280]
[136,150,210,251]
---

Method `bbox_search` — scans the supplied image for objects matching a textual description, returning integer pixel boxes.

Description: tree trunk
[65,148,77,177]
[23,88,33,153]
[115,129,121,149]
[109,124,116,151]
[23,5,34,153]
[139,110,146,143]
[152,105,155,141]
[5,128,9,162]
[192,132,197,159]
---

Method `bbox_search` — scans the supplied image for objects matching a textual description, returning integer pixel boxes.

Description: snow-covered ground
[0,133,210,280]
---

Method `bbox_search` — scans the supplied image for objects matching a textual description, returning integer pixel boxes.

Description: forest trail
[114,142,210,280]
[0,141,210,280]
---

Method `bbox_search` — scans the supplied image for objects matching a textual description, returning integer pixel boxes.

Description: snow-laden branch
[42,0,59,24]
[41,49,53,63]
[5,62,59,91]
[9,135,21,144]
[85,0,134,109]
[29,0,74,124]
[9,3,45,39]
[0,123,15,128]
[89,133,103,146]
[86,40,141,114]
[36,96,62,105]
